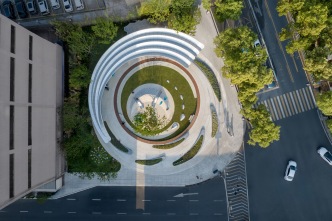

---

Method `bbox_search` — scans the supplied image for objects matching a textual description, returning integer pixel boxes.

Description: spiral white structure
[88,28,204,143]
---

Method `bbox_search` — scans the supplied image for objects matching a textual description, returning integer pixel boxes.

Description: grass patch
[152,138,185,149]
[194,59,221,101]
[173,135,204,166]
[135,158,163,166]
[211,108,218,137]
[104,121,129,153]
[121,65,197,140]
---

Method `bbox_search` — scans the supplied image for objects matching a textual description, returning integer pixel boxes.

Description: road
[0,177,227,221]
[244,0,332,220]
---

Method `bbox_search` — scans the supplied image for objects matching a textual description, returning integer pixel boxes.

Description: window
[28,149,31,188]
[10,105,14,150]
[10,57,15,101]
[29,35,32,60]
[28,106,31,146]
[9,154,14,198]
[28,64,32,103]
[10,25,15,54]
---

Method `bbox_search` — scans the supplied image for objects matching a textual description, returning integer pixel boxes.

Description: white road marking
[117,213,127,215]
[142,200,151,202]
[189,200,199,202]
[20,211,28,213]
[44,211,52,213]
[167,200,176,202]
[142,213,150,215]
[68,212,76,214]
[214,213,223,215]
[213,200,224,202]
[117,199,126,201]
[167,213,176,215]
[190,213,198,215]
[67,198,76,201]
[92,199,101,201]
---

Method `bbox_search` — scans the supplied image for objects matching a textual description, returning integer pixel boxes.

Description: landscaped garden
[121,65,197,140]
[173,134,204,166]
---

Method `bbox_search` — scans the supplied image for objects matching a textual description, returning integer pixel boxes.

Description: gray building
[0,14,65,210]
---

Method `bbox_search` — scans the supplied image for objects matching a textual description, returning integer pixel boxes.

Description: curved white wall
[89,28,204,143]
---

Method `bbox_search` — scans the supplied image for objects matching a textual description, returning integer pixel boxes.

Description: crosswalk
[254,86,316,121]
[224,147,250,221]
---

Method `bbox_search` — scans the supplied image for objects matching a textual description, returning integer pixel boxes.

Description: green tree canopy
[91,17,118,44]
[215,0,244,22]
[202,0,212,11]
[317,91,332,116]
[69,65,91,90]
[133,106,167,136]
[168,0,201,35]
[245,105,280,148]
[138,0,171,24]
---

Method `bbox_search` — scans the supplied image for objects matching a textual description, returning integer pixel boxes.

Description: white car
[317,147,332,165]
[37,0,49,15]
[74,0,84,10]
[254,39,261,48]
[284,160,297,181]
[62,0,73,12]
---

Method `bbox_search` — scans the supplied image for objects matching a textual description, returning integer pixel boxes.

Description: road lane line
[214,213,223,215]
[214,200,224,202]
[190,213,199,215]
[289,92,299,114]
[276,96,286,118]
[68,212,76,214]
[67,198,76,201]
[301,88,312,110]
[117,199,126,201]
[92,199,101,201]
[282,94,292,116]
[117,213,127,215]
[295,90,305,112]
[265,100,276,121]
[142,213,150,215]
[308,85,317,106]
[290,54,299,72]
[304,87,314,108]
[286,93,295,114]
[264,0,294,83]
[142,200,151,202]
[189,200,199,202]
[44,211,52,214]
[280,95,289,117]
[167,200,176,202]
[273,97,282,120]
[167,213,176,215]
[20,211,28,213]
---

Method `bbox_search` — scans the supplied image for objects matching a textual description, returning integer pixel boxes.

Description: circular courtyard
[88,28,242,178]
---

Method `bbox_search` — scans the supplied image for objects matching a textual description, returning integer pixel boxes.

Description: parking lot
[0,0,105,22]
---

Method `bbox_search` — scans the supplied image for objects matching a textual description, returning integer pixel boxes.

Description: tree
[62,98,81,138]
[245,105,280,148]
[52,21,94,59]
[202,0,212,11]
[327,119,332,134]
[91,17,118,44]
[317,91,332,116]
[168,0,201,35]
[69,65,91,90]
[215,0,244,22]
[133,106,167,136]
[138,0,171,24]
[304,47,332,81]
[276,0,305,16]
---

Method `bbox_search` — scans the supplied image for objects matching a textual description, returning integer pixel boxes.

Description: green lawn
[121,65,197,140]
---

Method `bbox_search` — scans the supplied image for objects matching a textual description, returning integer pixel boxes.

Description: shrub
[173,135,204,166]
[152,138,185,149]
[104,122,129,153]
[211,108,218,137]
[135,158,163,166]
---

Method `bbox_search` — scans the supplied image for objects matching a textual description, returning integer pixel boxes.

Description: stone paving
[51,4,244,199]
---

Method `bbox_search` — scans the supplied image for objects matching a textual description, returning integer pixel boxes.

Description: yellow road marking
[264,0,294,83]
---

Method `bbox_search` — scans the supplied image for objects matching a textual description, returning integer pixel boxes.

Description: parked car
[254,39,261,48]
[1,1,17,19]
[37,0,49,15]
[25,0,38,14]
[318,147,332,165]
[50,0,60,9]
[62,0,73,12]
[73,0,83,10]
[284,160,297,181]
[15,0,28,18]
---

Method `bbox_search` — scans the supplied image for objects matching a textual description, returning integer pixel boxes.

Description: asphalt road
[0,177,227,221]
[245,0,332,220]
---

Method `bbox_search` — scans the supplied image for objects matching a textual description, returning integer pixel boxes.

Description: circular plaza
[88,28,242,178]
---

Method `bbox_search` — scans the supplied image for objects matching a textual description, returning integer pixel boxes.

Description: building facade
[0,14,65,209]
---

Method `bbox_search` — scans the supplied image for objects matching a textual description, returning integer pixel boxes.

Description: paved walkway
[52,4,244,199]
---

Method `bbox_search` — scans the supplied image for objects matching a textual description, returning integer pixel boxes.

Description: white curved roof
[88,28,204,143]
